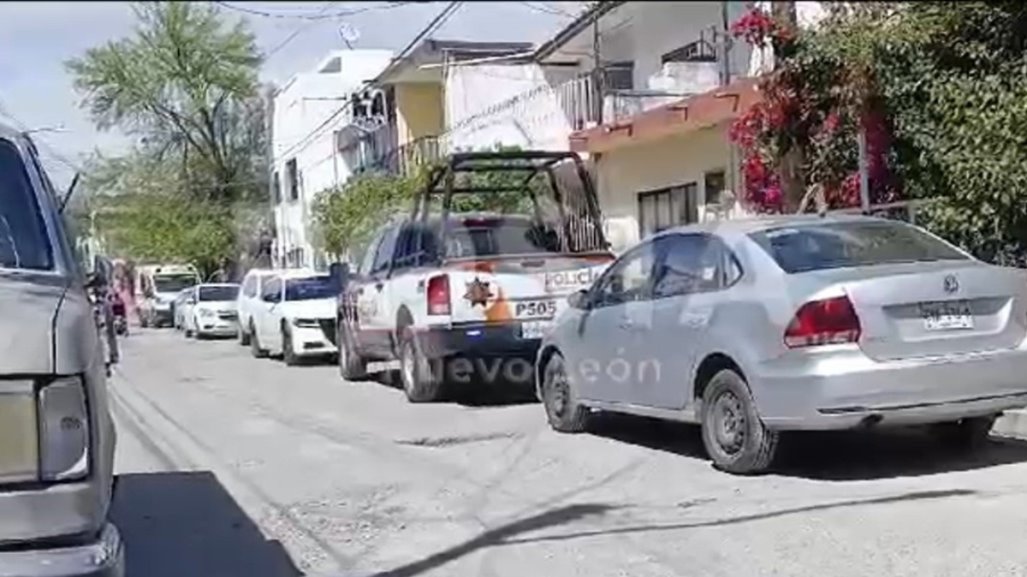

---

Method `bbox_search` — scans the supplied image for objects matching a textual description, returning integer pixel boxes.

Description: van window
[0,138,53,270]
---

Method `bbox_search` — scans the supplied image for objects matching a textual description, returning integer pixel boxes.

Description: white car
[182,283,241,339]
[172,287,193,330]
[236,268,276,347]
[249,270,338,365]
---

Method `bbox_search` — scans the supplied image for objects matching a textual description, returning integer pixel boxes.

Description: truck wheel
[700,369,779,475]
[398,328,444,403]
[338,320,368,381]
[250,321,268,359]
[140,314,149,329]
[541,352,590,433]
[931,416,996,451]
[239,323,251,346]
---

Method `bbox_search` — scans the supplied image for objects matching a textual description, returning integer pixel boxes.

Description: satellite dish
[339,23,360,47]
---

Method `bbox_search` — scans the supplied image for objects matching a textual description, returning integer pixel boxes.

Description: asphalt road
[110,328,1027,577]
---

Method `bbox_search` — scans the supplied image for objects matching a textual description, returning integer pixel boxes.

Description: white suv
[236,268,275,346]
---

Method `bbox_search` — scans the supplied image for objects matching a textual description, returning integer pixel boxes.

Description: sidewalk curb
[992,409,1027,440]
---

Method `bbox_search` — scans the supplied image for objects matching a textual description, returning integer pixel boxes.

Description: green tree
[67,1,264,203]
[67,1,269,273]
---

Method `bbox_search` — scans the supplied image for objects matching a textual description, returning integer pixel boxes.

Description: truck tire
[398,328,444,403]
[338,320,368,381]
[700,368,779,475]
[239,322,251,346]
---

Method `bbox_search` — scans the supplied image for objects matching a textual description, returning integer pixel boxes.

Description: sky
[0,1,583,188]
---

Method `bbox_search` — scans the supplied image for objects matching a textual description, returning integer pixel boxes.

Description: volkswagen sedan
[536,215,1027,474]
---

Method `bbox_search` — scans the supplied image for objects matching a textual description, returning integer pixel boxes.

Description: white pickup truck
[335,150,614,402]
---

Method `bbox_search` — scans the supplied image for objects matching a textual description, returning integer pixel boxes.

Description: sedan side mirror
[567,289,590,310]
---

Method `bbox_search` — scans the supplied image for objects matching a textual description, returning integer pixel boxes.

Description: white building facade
[270,49,394,270]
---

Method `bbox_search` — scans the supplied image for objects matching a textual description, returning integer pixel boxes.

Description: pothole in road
[394,431,524,448]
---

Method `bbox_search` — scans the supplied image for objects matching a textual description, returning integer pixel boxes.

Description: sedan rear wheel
[541,353,590,433]
[700,369,779,475]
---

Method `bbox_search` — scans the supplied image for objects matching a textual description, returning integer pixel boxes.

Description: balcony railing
[357,134,441,176]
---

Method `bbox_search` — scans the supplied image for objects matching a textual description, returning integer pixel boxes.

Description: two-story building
[270,49,394,268]
[354,39,535,175]
[437,1,823,250]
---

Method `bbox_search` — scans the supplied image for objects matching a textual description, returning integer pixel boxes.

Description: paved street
[112,329,1027,577]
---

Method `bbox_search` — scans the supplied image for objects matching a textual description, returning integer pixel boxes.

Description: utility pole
[719,1,732,86]
[591,6,603,126]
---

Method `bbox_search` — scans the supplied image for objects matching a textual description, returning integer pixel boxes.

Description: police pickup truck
[335,151,614,402]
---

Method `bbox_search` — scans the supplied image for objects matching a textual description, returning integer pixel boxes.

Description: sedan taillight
[784,295,862,348]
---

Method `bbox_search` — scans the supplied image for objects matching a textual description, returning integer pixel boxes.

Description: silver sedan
[536,214,1027,474]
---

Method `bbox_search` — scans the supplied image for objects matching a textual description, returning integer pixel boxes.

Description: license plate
[920,300,974,331]
[520,320,552,340]
[515,299,557,319]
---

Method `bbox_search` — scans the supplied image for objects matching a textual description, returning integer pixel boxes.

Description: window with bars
[637,183,698,239]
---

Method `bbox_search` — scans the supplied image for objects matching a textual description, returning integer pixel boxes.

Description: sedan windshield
[154,274,197,293]
[750,220,969,274]
[198,285,239,302]
[285,276,335,301]
[0,139,53,270]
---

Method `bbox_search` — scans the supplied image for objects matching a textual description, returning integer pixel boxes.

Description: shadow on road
[497,488,976,547]
[370,503,616,577]
[587,414,1027,480]
[111,471,304,577]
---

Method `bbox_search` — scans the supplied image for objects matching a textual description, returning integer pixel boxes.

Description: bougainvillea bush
[728,2,1027,264]
[727,4,900,214]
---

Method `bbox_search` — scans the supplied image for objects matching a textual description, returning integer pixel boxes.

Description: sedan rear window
[750,220,969,274]
[0,139,53,270]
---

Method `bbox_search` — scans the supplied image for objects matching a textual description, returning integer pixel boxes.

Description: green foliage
[751,2,1027,262]
[311,169,426,258]
[68,1,269,272]
[311,146,556,257]
[67,1,265,205]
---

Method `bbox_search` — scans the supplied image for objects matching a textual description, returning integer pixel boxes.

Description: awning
[568,77,762,155]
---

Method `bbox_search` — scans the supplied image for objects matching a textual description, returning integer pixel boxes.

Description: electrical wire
[272,1,464,163]
[263,2,342,58]
[212,1,412,21]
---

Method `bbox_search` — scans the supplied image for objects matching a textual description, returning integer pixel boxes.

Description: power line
[264,2,342,58]
[272,1,464,164]
[0,94,83,173]
[213,1,411,21]
[517,1,578,18]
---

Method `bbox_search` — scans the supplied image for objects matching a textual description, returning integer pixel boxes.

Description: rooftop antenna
[339,23,360,49]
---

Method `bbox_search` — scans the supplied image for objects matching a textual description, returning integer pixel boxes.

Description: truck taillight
[427,275,450,316]
[784,295,861,348]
